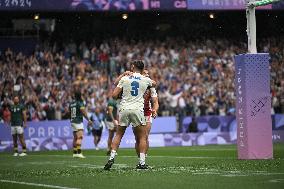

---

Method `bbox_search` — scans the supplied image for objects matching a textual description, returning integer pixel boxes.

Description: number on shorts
[71,107,76,118]
[130,81,139,96]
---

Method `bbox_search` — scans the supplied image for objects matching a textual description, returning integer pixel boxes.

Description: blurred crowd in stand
[0,37,283,124]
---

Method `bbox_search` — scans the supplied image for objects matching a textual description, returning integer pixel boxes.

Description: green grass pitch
[0,144,283,189]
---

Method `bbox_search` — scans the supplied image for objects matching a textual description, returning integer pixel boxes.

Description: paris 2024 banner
[0,0,283,11]
[0,115,283,152]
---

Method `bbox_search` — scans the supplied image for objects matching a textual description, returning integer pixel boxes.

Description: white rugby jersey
[117,72,153,111]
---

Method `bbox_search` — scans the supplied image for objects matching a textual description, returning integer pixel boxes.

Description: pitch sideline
[0,179,80,189]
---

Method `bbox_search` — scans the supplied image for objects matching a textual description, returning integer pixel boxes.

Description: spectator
[187,116,198,133]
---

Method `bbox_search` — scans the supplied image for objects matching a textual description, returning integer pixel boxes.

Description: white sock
[109,150,117,160]
[139,153,146,165]
[145,154,148,158]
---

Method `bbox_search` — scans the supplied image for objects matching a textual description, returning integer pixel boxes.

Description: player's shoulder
[140,75,152,83]
[120,75,129,81]
[70,100,77,106]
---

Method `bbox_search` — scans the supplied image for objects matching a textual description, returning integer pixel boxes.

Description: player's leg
[93,130,101,150]
[133,121,151,158]
[91,129,97,149]
[104,110,128,170]
[72,123,85,158]
[18,134,27,156]
[73,131,78,156]
[96,128,103,149]
[131,110,148,169]
[133,128,140,158]
[107,128,115,155]
[17,127,27,156]
[133,125,147,168]
[106,121,116,155]
[76,129,85,158]
[110,126,126,157]
[12,133,18,156]
[94,135,98,149]
[145,118,152,156]
[104,125,126,170]
[71,122,78,157]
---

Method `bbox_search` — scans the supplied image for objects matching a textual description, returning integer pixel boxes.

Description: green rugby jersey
[9,104,25,126]
[69,100,85,124]
[106,99,118,122]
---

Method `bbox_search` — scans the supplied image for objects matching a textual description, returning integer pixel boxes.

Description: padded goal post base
[234,53,273,159]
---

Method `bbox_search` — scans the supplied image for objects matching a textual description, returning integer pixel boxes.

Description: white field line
[221,173,284,177]
[0,179,80,189]
[269,179,284,183]
[70,163,128,169]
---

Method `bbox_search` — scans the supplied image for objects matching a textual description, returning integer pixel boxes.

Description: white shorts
[11,126,24,135]
[71,123,84,132]
[106,121,116,130]
[119,109,146,127]
[145,116,153,123]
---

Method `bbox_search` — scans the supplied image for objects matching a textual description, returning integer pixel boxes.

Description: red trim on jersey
[144,89,152,116]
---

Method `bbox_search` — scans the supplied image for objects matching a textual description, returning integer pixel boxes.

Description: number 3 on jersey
[131,81,139,96]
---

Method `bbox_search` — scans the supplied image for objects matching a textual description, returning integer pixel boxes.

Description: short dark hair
[74,91,81,101]
[131,60,144,72]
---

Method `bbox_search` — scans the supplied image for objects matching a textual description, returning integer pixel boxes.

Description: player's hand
[152,110,158,119]
[23,123,27,129]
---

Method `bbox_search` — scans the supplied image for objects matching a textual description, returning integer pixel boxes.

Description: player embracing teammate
[104,60,158,170]
[135,69,159,161]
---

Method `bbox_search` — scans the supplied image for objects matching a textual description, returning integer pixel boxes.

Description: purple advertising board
[0,0,283,11]
[186,0,272,10]
[0,117,176,152]
[1,115,284,152]
[182,115,237,134]
[1,114,284,152]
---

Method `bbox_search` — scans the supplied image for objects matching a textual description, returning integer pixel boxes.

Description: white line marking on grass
[0,179,80,189]
[70,163,129,169]
[221,173,284,177]
[70,165,104,169]
[269,179,284,183]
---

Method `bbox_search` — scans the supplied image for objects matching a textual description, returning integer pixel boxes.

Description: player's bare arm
[151,97,159,118]
[113,71,133,85]
[80,107,93,126]
[108,106,118,126]
[22,110,27,128]
[112,87,123,99]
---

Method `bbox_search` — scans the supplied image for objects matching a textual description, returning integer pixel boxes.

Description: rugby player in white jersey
[104,60,156,170]
[113,70,159,166]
